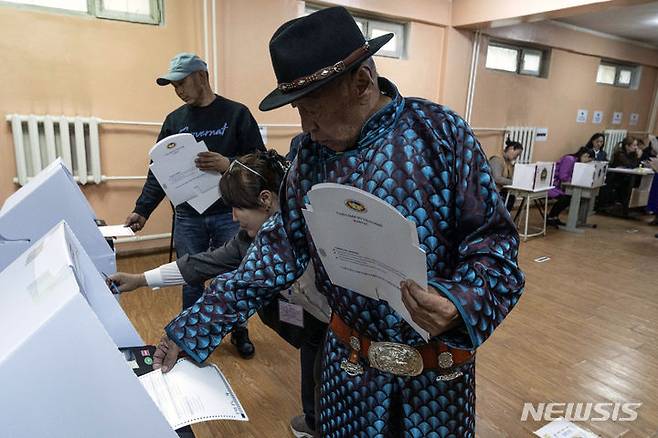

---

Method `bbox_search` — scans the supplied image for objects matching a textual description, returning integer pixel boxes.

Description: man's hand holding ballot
[302,183,458,341]
[400,279,461,338]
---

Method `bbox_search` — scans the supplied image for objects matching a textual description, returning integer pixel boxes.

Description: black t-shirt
[134,95,265,218]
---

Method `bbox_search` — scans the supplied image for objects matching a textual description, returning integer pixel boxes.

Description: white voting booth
[511,162,556,191]
[0,158,116,275]
[0,222,177,438]
[571,161,608,187]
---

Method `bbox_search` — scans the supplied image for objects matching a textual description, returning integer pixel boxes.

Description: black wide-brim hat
[259,6,393,112]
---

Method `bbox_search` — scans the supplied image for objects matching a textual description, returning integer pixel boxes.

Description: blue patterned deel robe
[166,78,525,437]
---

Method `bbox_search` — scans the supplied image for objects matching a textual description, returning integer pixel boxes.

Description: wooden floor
[118,213,658,438]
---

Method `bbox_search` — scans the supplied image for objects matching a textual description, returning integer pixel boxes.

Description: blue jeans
[173,209,239,310]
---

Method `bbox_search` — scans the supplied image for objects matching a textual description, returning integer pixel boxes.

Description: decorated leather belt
[330,313,474,380]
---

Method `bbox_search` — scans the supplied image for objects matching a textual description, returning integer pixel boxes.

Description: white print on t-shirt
[178,122,229,139]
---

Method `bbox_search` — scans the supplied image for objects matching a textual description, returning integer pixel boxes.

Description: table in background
[503,185,554,240]
[559,183,604,233]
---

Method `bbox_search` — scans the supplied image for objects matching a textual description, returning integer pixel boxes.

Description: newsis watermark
[521,402,642,422]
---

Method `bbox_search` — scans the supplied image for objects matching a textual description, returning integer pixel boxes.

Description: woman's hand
[108,272,147,293]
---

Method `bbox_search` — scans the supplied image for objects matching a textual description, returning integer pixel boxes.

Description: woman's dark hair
[618,136,636,149]
[220,149,289,209]
[572,146,595,161]
[504,138,524,151]
[585,133,605,149]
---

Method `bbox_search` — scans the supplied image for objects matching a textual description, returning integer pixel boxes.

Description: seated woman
[489,138,524,211]
[610,136,641,168]
[585,132,607,161]
[546,147,595,227]
[110,150,330,437]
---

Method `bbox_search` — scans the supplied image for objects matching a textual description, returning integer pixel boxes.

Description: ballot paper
[149,133,221,214]
[99,225,135,238]
[140,359,248,429]
[534,418,600,438]
[302,183,429,340]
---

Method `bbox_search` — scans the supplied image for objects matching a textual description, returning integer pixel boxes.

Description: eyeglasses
[228,159,265,180]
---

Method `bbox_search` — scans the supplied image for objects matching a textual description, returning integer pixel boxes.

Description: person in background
[585,132,607,161]
[639,136,657,162]
[546,147,595,227]
[111,151,330,438]
[489,139,524,211]
[124,52,265,359]
[610,136,641,169]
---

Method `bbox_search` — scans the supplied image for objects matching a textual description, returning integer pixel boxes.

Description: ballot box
[511,162,556,191]
[571,161,608,188]
[0,222,176,438]
[0,158,116,275]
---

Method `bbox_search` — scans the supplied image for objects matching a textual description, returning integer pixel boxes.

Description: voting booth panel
[571,162,608,188]
[0,222,175,438]
[512,162,556,191]
[0,158,115,275]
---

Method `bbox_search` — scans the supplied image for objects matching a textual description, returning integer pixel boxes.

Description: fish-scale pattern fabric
[166,78,524,436]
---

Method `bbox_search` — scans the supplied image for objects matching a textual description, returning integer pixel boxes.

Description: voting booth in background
[0,159,116,275]
[571,161,608,188]
[0,222,176,438]
[511,162,556,191]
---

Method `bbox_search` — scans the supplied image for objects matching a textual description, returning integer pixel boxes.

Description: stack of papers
[302,183,429,339]
[534,418,600,438]
[140,359,248,429]
[149,134,221,214]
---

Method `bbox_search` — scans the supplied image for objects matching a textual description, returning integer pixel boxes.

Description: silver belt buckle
[368,342,423,377]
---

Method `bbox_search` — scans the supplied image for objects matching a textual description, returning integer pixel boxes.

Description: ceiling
[556,1,658,47]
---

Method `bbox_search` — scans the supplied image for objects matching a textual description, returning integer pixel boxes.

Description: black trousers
[300,323,327,431]
[500,190,516,212]
[549,195,571,218]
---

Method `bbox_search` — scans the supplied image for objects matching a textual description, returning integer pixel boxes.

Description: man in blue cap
[125,52,265,359]
[154,8,525,437]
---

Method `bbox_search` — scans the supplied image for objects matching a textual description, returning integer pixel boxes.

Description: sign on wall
[629,113,640,126]
[592,111,603,124]
[612,112,623,125]
[576,109,588,124]
[535,128,548,142]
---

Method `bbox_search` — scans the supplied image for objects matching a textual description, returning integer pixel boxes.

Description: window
[485,41,549,77]
[0,0,162,24]
[596,61,640,88]
[0,0,87,12]
[305,5,406,59]
[95,0,162,25]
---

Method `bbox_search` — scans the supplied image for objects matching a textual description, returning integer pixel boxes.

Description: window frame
[596,61,640,88]
[94,0,162,25]
[0,0,162,24]
[485,40,549,78]
[305,4,406,59]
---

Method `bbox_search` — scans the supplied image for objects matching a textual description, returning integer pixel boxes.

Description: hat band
[278,42,370,93]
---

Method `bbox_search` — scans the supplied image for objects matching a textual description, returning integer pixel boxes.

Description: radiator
[504,126,536,163]
[603,129,627,159]
[6,114,101,186]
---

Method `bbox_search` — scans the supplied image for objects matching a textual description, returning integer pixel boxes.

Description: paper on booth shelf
[149,134,221,212]
[534,418,600,438]
[98,225,135,238]
[302,183,429,340]
[140,359,248,429]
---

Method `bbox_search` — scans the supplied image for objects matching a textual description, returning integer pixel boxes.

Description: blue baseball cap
[156,52,208,86]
